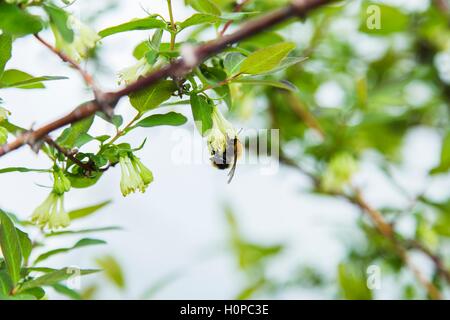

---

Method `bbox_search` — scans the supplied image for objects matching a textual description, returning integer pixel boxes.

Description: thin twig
[43,136,94,172]
[34,34,96,89]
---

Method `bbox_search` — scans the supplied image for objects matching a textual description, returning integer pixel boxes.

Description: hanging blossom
[118,57,165,85]
[31,193,70,230]
[206,106,241,162]
[119,154,154,197]
[51,15,100,63]
[30,169,72,230]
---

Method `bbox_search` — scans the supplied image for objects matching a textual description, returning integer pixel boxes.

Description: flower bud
[52,169,71,195]
[322,153,358,193]
[0,107,10,122]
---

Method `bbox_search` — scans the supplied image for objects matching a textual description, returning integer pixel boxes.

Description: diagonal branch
[0,0,333,158]
[34,34,96,89]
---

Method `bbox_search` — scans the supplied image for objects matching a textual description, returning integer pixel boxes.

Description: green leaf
[224,52,246,76]
[0,210,22,285]
[0,271,12,296]
[179,13,220,29]
[258,56,308,75]
[67,171,103,189]
[52,283,81,300]
[34,238,106,265]
[57,115,94,149]
[360,3,409,35]
[239,42,296,75]
[134,112,187,129]
[234,78,298,92]
[0,34,12,76]
[129,80,177,113]
[99,17,167,38]
[0,70,67,89]
[431,131,450,175]
[19,268,99,292]
[45,226,121,237]
[96,255,125,290]
[68,200,112,221]
[16,229,32,263]
[44,4,74,43]
[187,0,221,16]
[190,94,213,136]
[0,3,43,37]
[338,263,372,300]
[0,167,50,174]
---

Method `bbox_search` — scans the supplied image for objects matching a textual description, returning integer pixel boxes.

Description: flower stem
[167,0,177,51]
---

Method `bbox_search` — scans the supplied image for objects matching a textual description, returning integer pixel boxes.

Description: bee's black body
[210,136,242,183]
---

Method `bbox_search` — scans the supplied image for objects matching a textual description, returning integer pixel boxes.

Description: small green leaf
[46,226,121,237]
[68,200,112,221]
[179,13,220,29]
[34,238,106,265]
[360,3,409,35]
[224,53,246,76]
[16,229,32,263]
[57,115,94,149]
[0,34,12,76]
[190,94,213,136]
[44,4,74,43]
[187,0,221,16]
[52,284,82,300]
[0,70,67,89]
[96,255,125,290]
[234,78,298,92]
[239,42,296,75]
[134,112,187,129]
[19,268,99,292]
[0,210,22,285]
[129,80,177,113]
[0,3,43,37]
[0,167,50,174]
[99,17,167,38]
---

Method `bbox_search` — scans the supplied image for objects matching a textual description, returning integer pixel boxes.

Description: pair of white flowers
[31,169,72,230]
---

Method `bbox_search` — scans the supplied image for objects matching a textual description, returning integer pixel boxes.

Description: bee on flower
[51,15,100,63]
[119,154,154,197]
[206,106,242,183]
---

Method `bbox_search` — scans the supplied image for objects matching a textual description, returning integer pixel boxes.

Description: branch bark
[0,0,332,158]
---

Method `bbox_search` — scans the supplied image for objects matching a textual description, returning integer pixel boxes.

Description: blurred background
[1,0,450,299]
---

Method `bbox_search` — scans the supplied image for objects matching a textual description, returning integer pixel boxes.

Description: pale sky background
[0,0,449,299]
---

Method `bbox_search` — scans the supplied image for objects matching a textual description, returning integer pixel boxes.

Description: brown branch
[0,0,333,158]
[286,92,325,138]
[34,34,96,89]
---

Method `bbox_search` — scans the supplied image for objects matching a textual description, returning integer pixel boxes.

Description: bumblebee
[210,136,243,183]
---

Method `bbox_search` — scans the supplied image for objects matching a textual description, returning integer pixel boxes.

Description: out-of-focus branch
[34,34,96,89]
[0,0,333,158]
[279,154,443,299]
[219,0,252,37]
